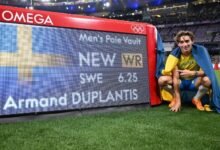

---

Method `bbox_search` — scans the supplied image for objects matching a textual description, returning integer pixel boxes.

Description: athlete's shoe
[168,99,176,108]
[192,99,205,111]
[204,104,213,112]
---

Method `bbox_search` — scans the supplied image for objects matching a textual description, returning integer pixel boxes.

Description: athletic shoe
[204,104,213,112]
[192,99,205,111]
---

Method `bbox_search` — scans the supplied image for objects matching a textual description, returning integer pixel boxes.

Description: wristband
[194,71,198,77]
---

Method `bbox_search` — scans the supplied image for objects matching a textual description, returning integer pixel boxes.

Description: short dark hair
[174,31,195,43]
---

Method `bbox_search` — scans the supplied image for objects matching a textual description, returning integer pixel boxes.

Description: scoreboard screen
[0,5,160,116]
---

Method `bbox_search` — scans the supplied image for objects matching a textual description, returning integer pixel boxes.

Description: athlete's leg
[192,76,211,111]
[170,67,181,112]
[201,76,211,87]
[200,76,213,111]
[158,75,173,87]
[158,75,173,102]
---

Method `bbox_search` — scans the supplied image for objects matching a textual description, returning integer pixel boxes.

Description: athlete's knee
[202,76,211,87]
[158,76,172,85]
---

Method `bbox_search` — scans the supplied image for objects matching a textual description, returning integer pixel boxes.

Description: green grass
[1,104,220,150]
[215,70,220,87]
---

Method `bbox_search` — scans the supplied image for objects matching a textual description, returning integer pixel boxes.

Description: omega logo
[2,10,53,25]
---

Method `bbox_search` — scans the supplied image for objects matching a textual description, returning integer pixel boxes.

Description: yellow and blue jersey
[178,54,200,71]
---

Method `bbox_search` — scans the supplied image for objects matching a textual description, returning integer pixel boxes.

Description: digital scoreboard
[0,5,161,116]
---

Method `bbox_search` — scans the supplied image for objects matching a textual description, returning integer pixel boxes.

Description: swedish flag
[0,23,74,114]
[0,23,66,82]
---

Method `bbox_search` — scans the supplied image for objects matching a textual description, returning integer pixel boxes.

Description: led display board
[0,5,161,116]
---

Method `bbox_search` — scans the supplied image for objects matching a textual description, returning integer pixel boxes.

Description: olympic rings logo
[131,25,145,34]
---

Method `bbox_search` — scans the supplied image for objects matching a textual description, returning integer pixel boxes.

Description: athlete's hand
[170,102,181,112]
[177,70,194,78]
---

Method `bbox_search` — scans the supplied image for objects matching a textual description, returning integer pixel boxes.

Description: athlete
[158,31,211,112]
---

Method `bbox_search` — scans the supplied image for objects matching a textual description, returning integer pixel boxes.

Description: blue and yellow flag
[156,44,220,113]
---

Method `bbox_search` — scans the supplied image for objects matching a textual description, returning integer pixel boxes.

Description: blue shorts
[179,78,198,91]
